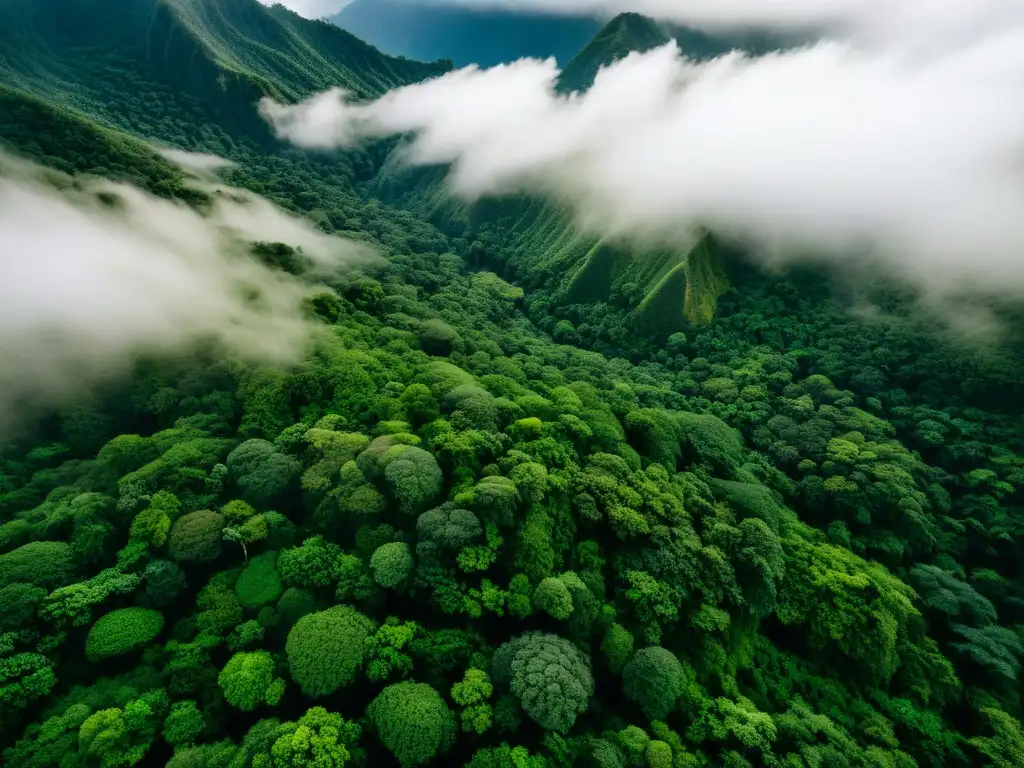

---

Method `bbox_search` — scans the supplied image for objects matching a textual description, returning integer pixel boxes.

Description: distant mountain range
[329,0,605,67]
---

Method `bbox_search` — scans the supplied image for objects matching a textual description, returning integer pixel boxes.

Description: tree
[286,606,376,696]
[222,514,270,561]
[0,583,46,631]
[0,651,55,716]
[76,689,170,768]
[278,536,341,589]
[416,505,482,559]
[365,618,419,682]
[86,607,164,662]
[196,582,244,636]
[602,624,634,675]
[370,542,414,589]
[400,383,439,427]
[168,510,225,564]
[128,490,181,547]
[269,707,363,767]
[467,744,547,768]
[235,550,283,609]
[383,445,444,515]
[970,707,1024,768]
[951,624,1024,680]
[646,740,673,768]
[492,632,594,733]
[163,700,205,746]
[910,565,997,626]
[218,651,286,711]
[451,668,494,734]
[367,682,455,766]
[226,438,301,508]
[534,577,574,620]
[141,559,187,608]
[39,567,142,628]
[622,646,690,720]
[0,541,74,588]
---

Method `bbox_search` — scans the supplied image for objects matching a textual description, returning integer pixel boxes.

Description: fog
[0,150,372,429]
[260,7,1024,307]
[417,0,1024,43]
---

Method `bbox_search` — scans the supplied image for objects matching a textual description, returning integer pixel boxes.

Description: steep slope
[331,0,603,67]
[0,0,450,142]
[556,12,675,93]
[0,84,192,198]
[371,11,784,339]
[557,11,797,93]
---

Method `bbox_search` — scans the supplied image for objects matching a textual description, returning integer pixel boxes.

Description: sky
[261,0,1024,314]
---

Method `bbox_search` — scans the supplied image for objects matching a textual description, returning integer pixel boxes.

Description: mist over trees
[2,1,1024,768]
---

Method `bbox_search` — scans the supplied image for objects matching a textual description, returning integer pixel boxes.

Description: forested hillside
[1,3,1024,768]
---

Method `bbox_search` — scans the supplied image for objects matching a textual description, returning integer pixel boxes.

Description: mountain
[558,11,796,93]
[373,11,800,338]
[0,0,450,142]
[556,11,675,93]
[2,1,1024,765]
[330,0,604,67]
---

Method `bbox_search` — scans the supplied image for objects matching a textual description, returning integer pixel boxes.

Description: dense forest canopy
[1,2,1024,768]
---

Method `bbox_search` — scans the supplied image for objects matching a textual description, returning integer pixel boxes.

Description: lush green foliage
[367,681,456,765]
[493,632,594,733]
[286,606,376,697]
[85,608,165,662]
[2,3,1024,768]
[218,651,285,711]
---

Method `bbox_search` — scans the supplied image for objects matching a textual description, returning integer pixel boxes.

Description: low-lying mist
[0,150,374,433]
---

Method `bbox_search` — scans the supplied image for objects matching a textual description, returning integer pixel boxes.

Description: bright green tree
[367,682,455,766]
[218,650,286,712]
[286,606,376,697]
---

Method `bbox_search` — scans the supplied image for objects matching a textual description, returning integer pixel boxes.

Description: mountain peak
[556,12,673,93]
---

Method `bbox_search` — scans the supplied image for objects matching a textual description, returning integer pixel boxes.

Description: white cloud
[423,0,1024,42]
[260,16,1024,307]
[0,151,372,429]
[257,0,353,19]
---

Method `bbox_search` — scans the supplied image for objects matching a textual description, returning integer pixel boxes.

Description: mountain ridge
[0,0,451,143]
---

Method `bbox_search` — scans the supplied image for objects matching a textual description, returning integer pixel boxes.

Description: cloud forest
[1,1,1023,767]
